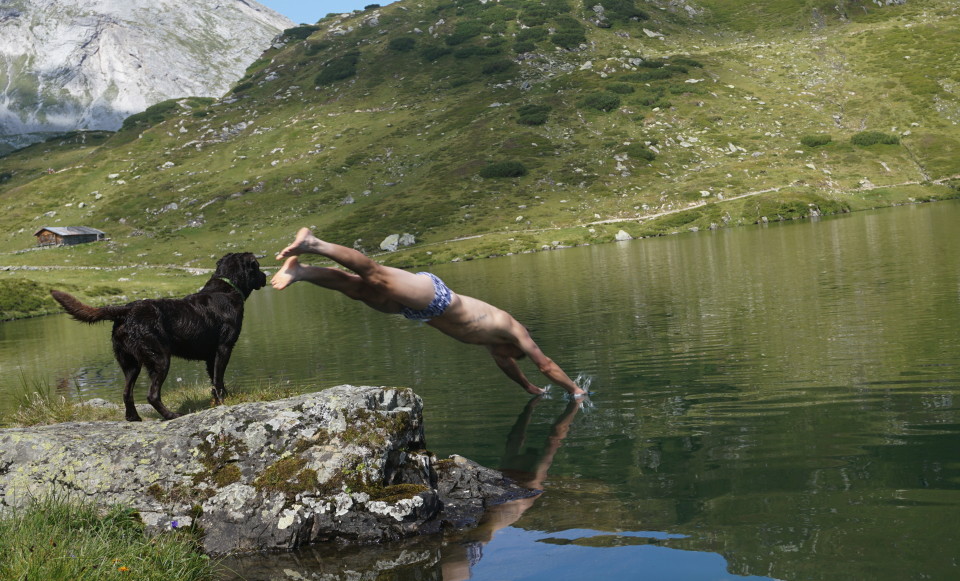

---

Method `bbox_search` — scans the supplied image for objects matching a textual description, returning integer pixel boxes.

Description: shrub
[671,56,704,68]
[851,131,900,146]
[800,134,833,148]
[454,46,502,59]
[388,37,416,52]
[622,68,673,82]
[636,88,669,108]
[621,143,656,161]
[597,0,649,21]
[482,59,517,75]
[305,41,332,55]
[606,82,635,94]
[479,161,528,178]
[514,41,536,53]
[445,21,485,45]
[516,27,548,43]
[282,25,320,41]
[517,104,552,126]
[315,51,360,85]
[121,99,181,130]
[638,60,665,69]
[552,31,586,49]
[578,92,620,112]
[421,45,452,61]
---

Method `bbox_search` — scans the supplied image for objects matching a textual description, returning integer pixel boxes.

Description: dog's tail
[50,290,131,323]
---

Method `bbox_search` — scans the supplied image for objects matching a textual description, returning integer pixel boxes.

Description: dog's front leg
[208,345,233,405]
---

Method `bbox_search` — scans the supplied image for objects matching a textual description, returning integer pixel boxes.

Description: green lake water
[2,200,959,580]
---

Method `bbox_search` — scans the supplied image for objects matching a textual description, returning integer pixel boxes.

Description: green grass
[0,497,216,580]
[1,376,305,427]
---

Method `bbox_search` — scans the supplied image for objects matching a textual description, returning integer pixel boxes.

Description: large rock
[0,385,532,556]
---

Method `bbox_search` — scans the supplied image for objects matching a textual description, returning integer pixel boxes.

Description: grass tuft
[0,496,216,580]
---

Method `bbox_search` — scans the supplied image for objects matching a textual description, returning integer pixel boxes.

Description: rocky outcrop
[0,0,292,153]
[0,385,532,556]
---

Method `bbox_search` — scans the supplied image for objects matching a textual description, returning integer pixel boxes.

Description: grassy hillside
[1,0,958,317]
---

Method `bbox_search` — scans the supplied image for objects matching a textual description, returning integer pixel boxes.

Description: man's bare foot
[271,256,303,290]
[276,227,323,260]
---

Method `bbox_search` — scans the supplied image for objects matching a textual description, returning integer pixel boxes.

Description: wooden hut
[34,226,107,247]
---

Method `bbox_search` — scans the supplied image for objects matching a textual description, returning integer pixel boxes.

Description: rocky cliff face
[0,385,531,556]
[0,0,292,153]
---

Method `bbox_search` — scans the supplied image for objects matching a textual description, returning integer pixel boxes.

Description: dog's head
[214,253,267,297]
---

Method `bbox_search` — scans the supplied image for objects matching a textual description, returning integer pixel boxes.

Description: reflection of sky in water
[466,527,773,581]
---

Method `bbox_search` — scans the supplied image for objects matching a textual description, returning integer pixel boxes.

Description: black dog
[51,252,267,421]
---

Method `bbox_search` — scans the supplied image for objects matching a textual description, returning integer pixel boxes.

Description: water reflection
[439,397,581,580]
[222,397,762,581]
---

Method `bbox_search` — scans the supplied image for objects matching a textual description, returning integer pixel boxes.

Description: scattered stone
[380,234,400,251]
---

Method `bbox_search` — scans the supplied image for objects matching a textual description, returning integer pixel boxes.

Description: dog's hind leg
[117,351,143,422]
[144,356,180,421]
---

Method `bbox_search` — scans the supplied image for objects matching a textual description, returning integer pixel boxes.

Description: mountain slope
[0,0,292,154]
[0,0,958,312]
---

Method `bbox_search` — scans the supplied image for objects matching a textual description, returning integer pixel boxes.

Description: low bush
[281,25,320,41]
[552,31,586,49]
[421,45,452,61]
[482,59,517,75]
[621,143,656,161]
[516,27,548,43]
[305,41,332,55]
[622,68,674,82]
[479,161,528,178]
[315,51,361,85]
[453,46,502,59]
[606,82,635,94]
[851,131,900,146]
[445,21,485,45]
[578,92,621,112]
[800,134,832,148]
[121,100,181,130]
[671,56,704,68]
[388,37,417,52]
[517,104,552,126]
[597,0,649,21]
[514,41,536,53]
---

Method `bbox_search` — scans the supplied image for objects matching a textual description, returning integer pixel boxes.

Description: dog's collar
[218,277,243,296]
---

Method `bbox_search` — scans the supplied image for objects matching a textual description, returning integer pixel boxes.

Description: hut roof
[34,226,106,237]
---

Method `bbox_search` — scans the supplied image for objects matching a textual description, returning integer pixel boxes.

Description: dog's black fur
[51,252,267,421]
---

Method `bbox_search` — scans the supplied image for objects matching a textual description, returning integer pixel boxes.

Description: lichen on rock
[0,385,532,555]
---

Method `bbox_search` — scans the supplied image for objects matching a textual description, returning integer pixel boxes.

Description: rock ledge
[0,385,531,555]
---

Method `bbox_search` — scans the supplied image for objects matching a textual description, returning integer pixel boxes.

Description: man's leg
[276,228,437,310]
[272,257,406,313]
[272,257,363,293]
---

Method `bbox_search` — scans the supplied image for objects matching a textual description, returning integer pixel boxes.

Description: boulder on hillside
[0,385,532,556]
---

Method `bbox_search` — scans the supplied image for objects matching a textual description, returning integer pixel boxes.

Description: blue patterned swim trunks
[400,272,452,322]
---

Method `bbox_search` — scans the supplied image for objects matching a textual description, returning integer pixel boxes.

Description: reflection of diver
[440,397,582,580]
